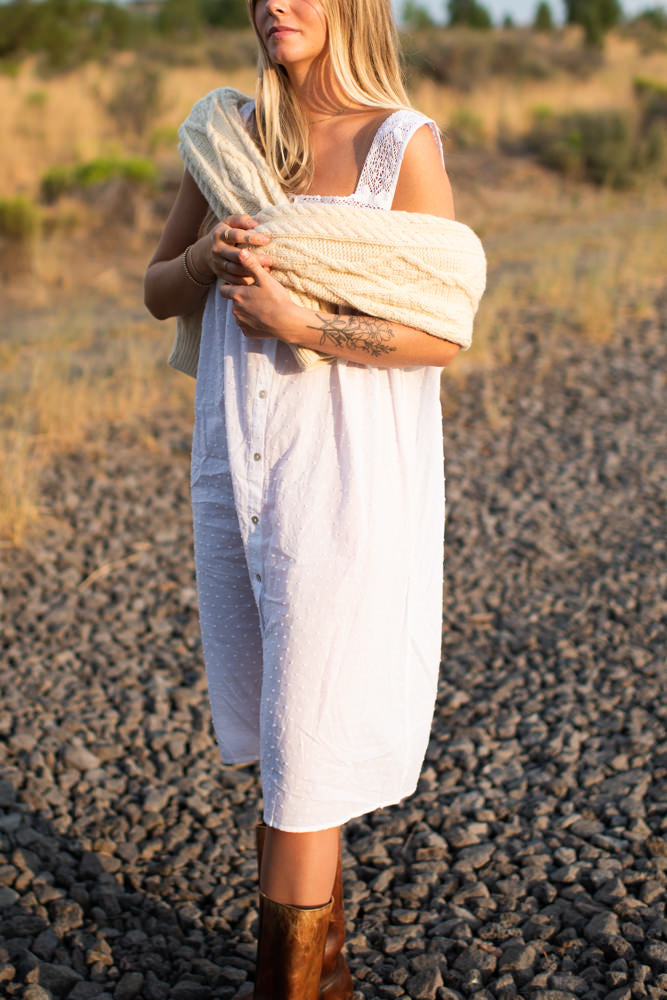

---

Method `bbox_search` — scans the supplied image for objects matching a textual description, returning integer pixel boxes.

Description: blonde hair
[246,0,412,194]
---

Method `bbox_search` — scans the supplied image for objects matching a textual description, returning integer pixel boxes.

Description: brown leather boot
[238,892,333,999]
[255,823,354,1000]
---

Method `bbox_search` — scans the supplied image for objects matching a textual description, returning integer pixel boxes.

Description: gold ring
[224,228,231,243]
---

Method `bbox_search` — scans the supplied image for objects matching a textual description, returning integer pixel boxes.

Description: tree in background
[565,0,623,46]
[402,0,437,28]
[157,0,248,35]
[201,0,249,28]
[157,0,203,38]
[502,13,515,26]
[0,0,146,68]
[447,0,493,29]
[534,0,554,30]
[629,6,667,29]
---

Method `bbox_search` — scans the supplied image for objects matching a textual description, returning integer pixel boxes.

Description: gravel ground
[1,295,665,1000]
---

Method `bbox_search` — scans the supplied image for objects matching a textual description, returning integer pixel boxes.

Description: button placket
[245,349,274,608]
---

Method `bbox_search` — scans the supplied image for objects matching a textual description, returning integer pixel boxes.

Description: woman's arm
[143,169,273,320]
[221,254,461,368]
[222,124,463,368]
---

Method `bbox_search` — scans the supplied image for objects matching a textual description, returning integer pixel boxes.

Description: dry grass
[453,176,667,378]
[0,308,194,546]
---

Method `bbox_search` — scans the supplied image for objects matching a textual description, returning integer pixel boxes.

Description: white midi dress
[191,103,447,832]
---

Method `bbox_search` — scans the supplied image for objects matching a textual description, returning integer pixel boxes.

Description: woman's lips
[268,27,298,37]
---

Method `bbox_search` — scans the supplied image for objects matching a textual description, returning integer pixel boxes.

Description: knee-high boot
[238,890,333,999]
[254,822,354,1000]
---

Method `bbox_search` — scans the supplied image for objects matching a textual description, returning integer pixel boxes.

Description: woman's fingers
[212,228,269,254]
[220,214,271,247]
[220,255,273,283]
[231,228,271,246]
[226,213,258,230]
[236,249,269,286]
[212,242,273,284]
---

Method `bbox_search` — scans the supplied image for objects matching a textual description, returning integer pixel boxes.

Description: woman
[144,0,481,995]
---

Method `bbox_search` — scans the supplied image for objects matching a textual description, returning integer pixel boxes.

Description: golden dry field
[1,27,666,545]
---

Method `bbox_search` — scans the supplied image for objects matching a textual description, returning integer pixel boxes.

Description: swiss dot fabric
[191,104,447,831]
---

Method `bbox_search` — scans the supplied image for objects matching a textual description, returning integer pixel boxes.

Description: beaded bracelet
[183,244,216,287]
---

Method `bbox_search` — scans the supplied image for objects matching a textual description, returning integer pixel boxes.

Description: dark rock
[68,984,109,1000]
[36,963,83,997]
[0,886,20,907]
[32,930,59,962]
[643,940,667,972]
[113,972,144,1000]
[404,967,443,999]
[169,983,212,1000]
[51,899,84,934]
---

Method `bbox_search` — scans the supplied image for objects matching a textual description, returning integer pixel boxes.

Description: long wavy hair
[245,0,412,194]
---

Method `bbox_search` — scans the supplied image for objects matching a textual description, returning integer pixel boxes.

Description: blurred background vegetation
[1,0,666,69]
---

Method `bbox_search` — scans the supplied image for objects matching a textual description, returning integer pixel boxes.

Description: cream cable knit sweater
[169,88,486,377]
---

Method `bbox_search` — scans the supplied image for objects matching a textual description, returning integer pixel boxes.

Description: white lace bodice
[240,102,443,211]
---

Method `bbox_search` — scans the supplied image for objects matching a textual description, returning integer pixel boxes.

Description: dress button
[254,452,261,461]
[259,389,267,398]
[251,515,259,524]
[256,573,262,582]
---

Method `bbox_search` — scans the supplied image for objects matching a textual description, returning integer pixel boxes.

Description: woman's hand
[197,214,274,286]
[218,248,301,341]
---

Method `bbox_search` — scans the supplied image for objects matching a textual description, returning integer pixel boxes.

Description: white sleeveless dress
[191,103,447,832]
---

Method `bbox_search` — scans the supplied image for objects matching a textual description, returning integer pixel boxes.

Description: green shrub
[525,107,665,187]
[0,59,21,76]
[40,165,72,203]
[25,89,47,106]
[0,196,41,240]
[448,107,486,148]
[118,158,158,186]
[72,157,157,189]
[634,75,667,127]
[40,157,158,202]
[149,124,179,153]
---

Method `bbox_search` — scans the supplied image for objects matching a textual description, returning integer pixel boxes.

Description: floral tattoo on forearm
[307,313,396,358]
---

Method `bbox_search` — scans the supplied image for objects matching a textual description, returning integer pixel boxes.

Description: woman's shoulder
[362,108,444,190]
[390,114,453,216]
[378,108,443,162]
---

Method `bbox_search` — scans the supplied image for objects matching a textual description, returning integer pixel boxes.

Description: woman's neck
[285,55,361,123]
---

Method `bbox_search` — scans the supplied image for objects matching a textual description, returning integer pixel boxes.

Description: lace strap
[355,110,443,204]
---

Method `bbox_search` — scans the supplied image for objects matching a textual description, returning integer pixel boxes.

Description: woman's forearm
[144,236,214,321]
[283,305,461,369]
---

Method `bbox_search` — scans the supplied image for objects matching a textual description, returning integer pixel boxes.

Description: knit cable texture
[170,87,486,377]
